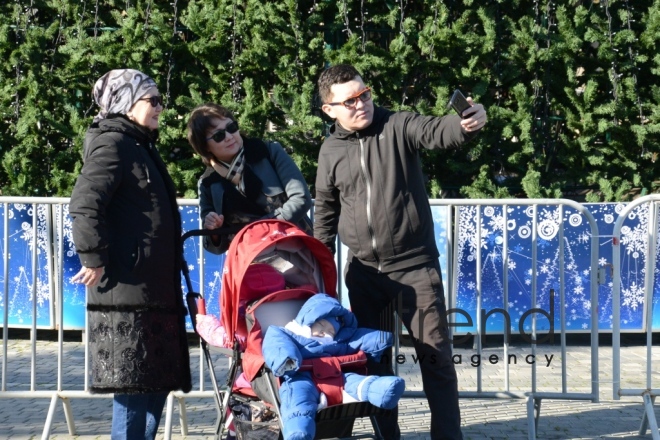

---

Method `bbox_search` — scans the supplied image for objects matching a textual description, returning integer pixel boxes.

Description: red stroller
[184,219,390,440]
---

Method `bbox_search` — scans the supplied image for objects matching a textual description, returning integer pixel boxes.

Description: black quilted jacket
[69,115,192,394]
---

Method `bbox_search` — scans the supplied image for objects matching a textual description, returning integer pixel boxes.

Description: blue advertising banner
[1,200,658,333]
[1,204,53,327]
[179,205,225,331]
[453,202,655,336]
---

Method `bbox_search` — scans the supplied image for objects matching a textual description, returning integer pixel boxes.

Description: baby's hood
[294,293,357,341]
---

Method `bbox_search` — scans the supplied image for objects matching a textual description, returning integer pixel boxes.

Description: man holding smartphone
[314,64,486,440]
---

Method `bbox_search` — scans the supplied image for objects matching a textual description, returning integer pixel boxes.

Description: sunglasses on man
[326,87,372,109]
[138,95,163,107]
[206,121,240,143]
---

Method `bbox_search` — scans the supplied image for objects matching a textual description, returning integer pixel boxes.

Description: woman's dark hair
[186,103,236,166]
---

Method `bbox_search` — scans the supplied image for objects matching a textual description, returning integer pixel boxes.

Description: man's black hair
[318,64,362,104]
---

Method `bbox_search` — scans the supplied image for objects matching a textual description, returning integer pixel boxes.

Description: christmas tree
[0,0,657,201]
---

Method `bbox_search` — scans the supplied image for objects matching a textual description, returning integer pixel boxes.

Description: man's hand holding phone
[448,89,488,132]
[449,89,474,118]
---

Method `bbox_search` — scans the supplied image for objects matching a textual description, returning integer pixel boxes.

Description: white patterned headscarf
[92,69,157,122]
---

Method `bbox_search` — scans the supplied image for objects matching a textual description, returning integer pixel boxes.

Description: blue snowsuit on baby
[262,294,405,440]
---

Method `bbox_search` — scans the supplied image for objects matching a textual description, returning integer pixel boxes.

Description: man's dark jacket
[69,115,192,394]
[314,105,479,273]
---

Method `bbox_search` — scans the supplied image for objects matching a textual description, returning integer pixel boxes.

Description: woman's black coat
[69,115,192,394]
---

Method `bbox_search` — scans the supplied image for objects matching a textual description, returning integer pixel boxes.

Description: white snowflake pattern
[488,214,505,233]
[622,282,645,311]
[619,210,648,257]
[577,232,590,244]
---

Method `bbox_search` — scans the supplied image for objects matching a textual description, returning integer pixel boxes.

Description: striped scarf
[210,147,246,192]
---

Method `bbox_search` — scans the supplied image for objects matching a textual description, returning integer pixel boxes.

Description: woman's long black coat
[69,115,192,394]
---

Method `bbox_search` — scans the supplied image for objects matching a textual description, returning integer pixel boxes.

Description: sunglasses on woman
[206,121,240,143]
[326,87,372,109]
[138,95,163,107]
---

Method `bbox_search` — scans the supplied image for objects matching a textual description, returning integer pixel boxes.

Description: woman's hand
[71,266,104,287]
[204,212,224,230]
[204,212,225,246]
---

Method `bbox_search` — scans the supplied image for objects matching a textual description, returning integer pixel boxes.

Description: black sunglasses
[206,121,240,143]
[138,95,163,107]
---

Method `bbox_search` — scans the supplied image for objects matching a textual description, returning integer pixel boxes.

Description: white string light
[165,0,179,109]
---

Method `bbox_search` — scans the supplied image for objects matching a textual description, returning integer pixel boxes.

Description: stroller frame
[182,226,244,437]
[182,220,390,440]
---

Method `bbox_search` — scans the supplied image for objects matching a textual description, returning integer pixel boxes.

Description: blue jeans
[111,393,169,440]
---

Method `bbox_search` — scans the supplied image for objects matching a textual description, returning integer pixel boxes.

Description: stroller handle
[181,225,247,290]
[181,224,250,315]
[181,225,247,242]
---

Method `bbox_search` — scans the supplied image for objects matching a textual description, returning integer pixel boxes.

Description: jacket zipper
[358,134,381,271]
[143,143,151,183]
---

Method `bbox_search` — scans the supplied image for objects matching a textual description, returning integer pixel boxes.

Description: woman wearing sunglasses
[69,69,192,440]
[186,103,313,254]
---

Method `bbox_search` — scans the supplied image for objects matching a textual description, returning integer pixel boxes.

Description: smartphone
[448,89,473,118]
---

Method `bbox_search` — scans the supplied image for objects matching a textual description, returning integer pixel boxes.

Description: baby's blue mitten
[343,372,405,409]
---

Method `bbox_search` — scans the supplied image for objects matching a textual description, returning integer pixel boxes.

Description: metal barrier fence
[1,196,606,439]
[406,199,601,440]
[612,194,660,439]
[0,197,211,440]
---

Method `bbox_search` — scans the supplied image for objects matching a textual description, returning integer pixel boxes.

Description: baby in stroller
[191,244,403,440]
[263,293,405,440]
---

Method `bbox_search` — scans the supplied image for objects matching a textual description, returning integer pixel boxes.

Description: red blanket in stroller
[220,220,338,351]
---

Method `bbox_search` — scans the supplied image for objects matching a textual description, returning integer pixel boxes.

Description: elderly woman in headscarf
[69,69,191,440]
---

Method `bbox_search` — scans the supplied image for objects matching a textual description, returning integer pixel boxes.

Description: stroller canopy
[220,219,338,349]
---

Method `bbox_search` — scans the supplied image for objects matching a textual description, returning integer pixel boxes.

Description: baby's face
[310,319,336,339]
